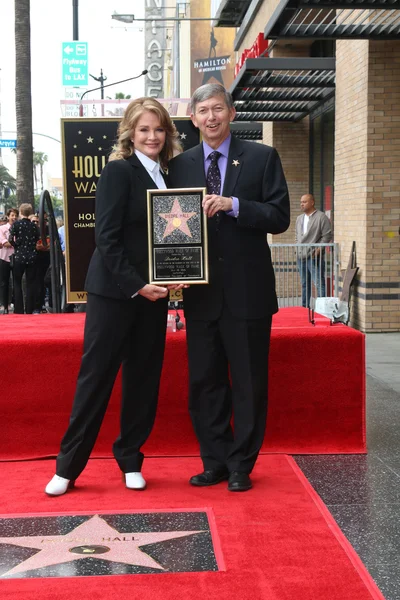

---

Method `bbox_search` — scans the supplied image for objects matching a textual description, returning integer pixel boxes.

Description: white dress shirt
[131,150,166,298]
[135,149,166,189]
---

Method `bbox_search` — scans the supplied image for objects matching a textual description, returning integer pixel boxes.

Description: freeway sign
[62,41,88,87]
[0,139,17,148]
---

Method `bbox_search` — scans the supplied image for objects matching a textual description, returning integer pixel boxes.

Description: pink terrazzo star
[0,514,203,577]
[159,198,196,239]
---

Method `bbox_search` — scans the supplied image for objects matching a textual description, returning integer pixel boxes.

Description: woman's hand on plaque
[138,284,169,301]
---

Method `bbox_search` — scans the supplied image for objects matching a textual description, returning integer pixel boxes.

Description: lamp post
[73,0,79,40]
[90,69,107,115]
[78,71,148,116]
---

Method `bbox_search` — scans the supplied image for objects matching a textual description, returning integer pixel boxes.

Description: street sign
[0,139,17,148]
[63,88,88,118]
[62,42,88,87]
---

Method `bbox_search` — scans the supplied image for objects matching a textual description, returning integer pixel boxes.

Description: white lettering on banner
[147,62,163,82]
[147,39,162,58]
[148,86,162,97]
[194,58,231,69]
[146,0,162,8]
[145,0,164,98]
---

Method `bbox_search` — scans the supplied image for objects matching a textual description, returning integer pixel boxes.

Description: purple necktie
[206,151,221,195]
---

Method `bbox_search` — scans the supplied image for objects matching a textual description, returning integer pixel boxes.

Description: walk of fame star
[159,198,196,239]
[0,515,204,578]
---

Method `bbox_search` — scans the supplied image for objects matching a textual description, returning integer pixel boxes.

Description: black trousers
[0,259,11,309]
[185,305,272,474]
[35,251,50,310]
[56,292,168,481]
[13,260,37,314]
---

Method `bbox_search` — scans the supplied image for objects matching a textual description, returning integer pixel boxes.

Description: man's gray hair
[190,83,234,113]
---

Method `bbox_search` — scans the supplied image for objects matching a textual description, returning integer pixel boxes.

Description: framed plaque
[147,188,208,285]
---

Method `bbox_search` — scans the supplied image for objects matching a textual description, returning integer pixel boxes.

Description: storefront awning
[230,57,335,122]
[265,0,400,40]
[212,0,252,27]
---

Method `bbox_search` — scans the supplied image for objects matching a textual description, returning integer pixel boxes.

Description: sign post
[62,42,89,87]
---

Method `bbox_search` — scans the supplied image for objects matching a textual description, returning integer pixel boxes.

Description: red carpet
[0,455,383,599]
[0,308,366,459]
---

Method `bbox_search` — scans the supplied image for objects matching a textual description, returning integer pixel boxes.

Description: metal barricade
[270,243,339,308]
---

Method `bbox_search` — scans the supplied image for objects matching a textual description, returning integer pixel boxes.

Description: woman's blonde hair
[109,97,182,170]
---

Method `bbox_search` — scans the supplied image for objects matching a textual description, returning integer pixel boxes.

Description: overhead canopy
[230,122,262,139]
[212,0,252,27]
[265,0,400,40]
[230,57,335,122]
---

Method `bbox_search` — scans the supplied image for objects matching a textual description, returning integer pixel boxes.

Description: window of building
[310,107,335,224]
[309,39,335,223]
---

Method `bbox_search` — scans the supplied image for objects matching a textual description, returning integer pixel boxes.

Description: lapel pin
[232,159,240,167]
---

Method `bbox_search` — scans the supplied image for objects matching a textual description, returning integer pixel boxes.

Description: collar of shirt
[135,149,165,187]
[203,135,231,162]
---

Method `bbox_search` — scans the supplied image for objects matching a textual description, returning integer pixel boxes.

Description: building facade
[214,0,400,332]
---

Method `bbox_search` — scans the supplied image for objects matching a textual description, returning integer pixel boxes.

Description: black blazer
[168,136,290,320]
[85,154,159,300]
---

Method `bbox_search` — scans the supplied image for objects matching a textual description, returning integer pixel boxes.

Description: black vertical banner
[61,117,199,303]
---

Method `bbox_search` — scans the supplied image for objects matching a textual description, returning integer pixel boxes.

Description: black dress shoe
[190,468,229,487]
[228,471,252,492]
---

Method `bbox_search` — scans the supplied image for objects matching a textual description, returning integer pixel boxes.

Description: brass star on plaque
[180,132,187,140]
[87,136,94,143]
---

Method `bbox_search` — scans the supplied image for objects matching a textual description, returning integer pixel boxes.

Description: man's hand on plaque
[203,194,233,218]
[139,284,168,301]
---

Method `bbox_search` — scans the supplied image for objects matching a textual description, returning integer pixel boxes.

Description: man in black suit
[168,83,290,491]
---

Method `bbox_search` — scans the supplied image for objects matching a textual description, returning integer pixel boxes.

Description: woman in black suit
[46,98,182,496]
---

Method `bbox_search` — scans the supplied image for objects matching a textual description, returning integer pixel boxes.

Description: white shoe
[45,475,74,496]
[125,472,146,490]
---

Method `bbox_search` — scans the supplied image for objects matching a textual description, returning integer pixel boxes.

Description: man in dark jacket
[168,83,290,491]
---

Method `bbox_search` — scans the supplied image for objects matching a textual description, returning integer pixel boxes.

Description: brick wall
[334,40,369,330]
[335,39,400,331]
[365,41,400,331]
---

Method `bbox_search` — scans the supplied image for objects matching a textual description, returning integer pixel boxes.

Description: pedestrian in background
[9,203,39,314]
[295,194,332,308]
[0,207,19,314]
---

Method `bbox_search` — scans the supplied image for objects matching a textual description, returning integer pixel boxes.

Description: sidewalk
[366,332,400,394]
